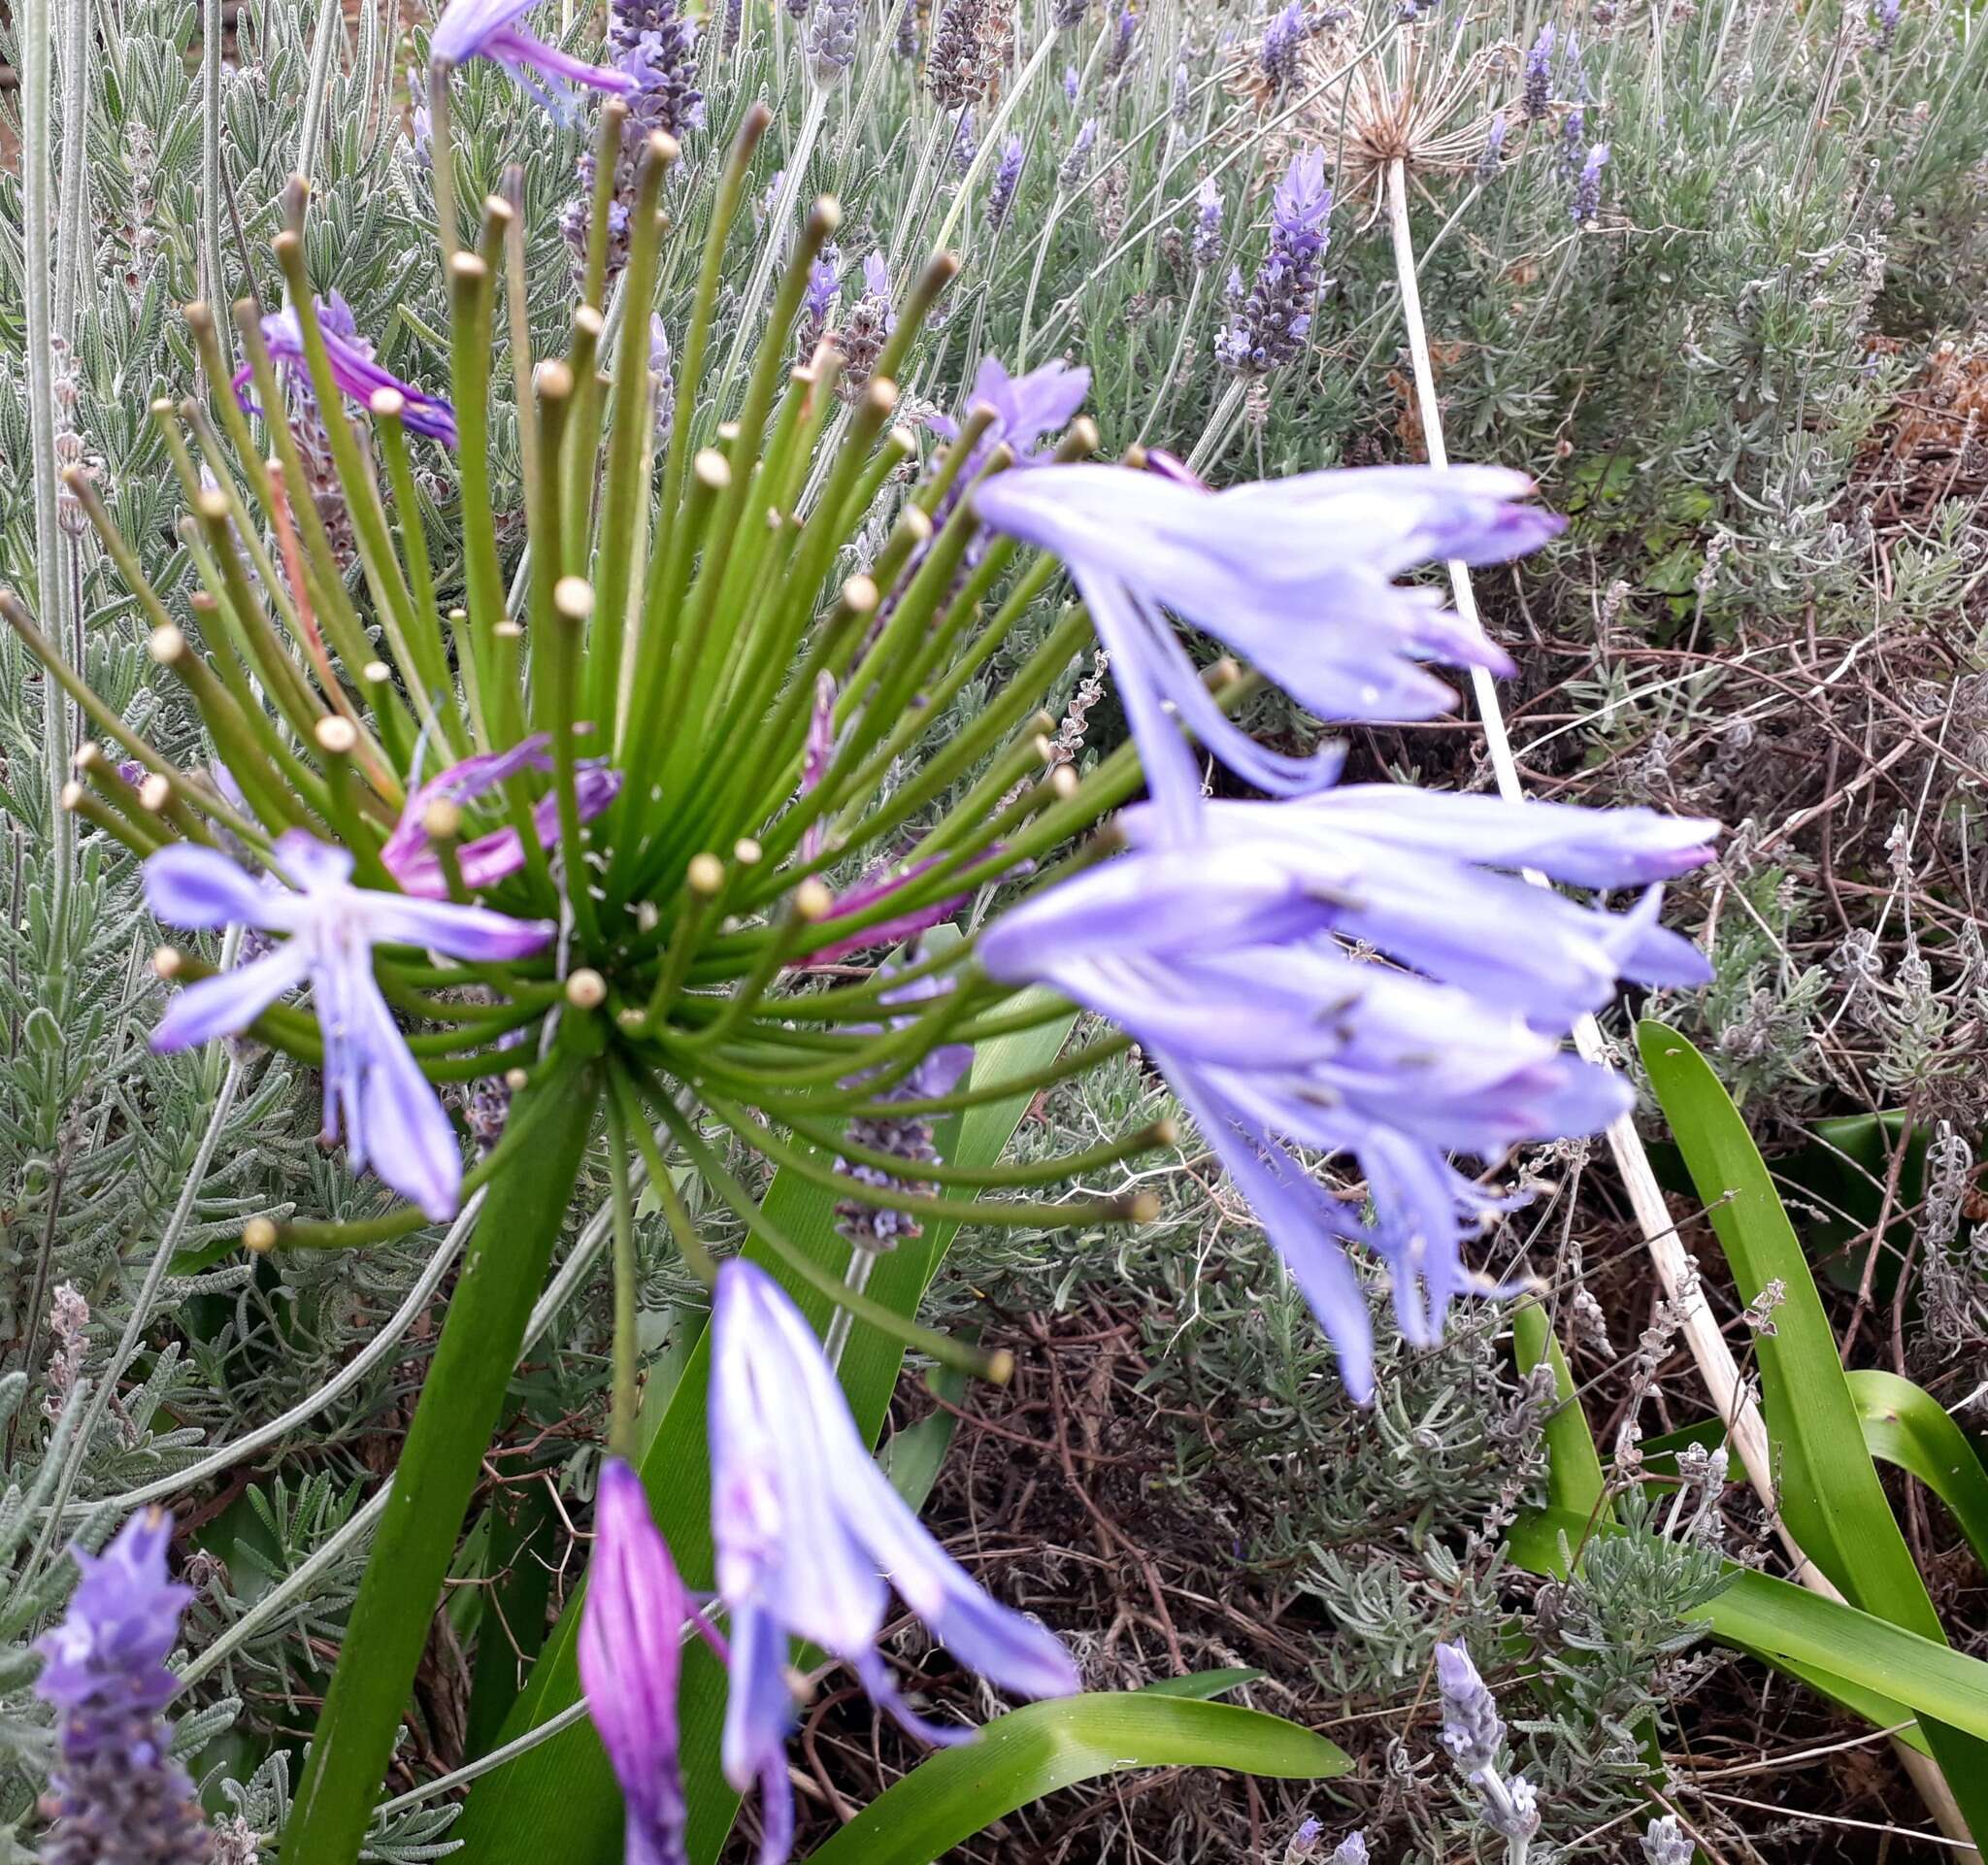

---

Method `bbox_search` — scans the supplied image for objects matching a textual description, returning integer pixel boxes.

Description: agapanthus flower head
[146,832,553,1218]
[580,1460,692,1865]
[972,462,1562,834]
[381,734,622,898]
[977,783,1712,1396]
[1216,146,1329,375]
[1572,141,1608,223]
[987,134,1024,228]
[1191,174,1224,269]
[431,0,639,108]
[1434,1642,1506,1779]
[710,1260,1079,1858]
[36,1510,210,1865]
[1521,22,1552,118]
[236,295,457,448]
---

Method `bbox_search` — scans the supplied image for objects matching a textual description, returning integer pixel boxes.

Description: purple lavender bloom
[987,134,1024,228]
[382,734,623,898]
[1641,1817,1693,1865]
[861,251,896,323]
[804,245,843,327]
[580,1460,693,1865]
[35,1510,210,1865]
[977,790,1713,1396]
[1434,1642,1506,1778]
[650,316,676,447]
[1283,1817,1324,1861]
[145,832,553,1218]
[615,0,705,136]
[800,673,839,863]
[807,0,859,83]
[432,0,639,106]
[950,107,977,175]
[1191,174,1224,270]
[1059,117,1098,188]
[971,462,1563,836]
[1171,60,1191,127]
[1106,2,1137,76]
[1260,0,1306,91]
[1475,109,1506,183]
[1063,61,1080,100]
[1521,22,1552,119]
[1558,107,1586,182]
[408,68,433,165]
[710,1261,1080,1858]
[1572,142,1608,223]
[1327,1834,1370,1865]
[1216,146,1330,375]
[234,294,457,447]
[1875,0,1901,48]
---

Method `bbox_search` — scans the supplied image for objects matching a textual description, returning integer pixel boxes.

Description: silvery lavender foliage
[1571,143,1608,224]
[1260,1,1307,93]
[1522,23,1553,121]
[1640,1815,1693,1865]
[1191,175,1224,270]
[808,0,860,84]
[1059,117,1098,189]
[34,1512,211,1865]
[563,0,704,277]
[1216,147,1330,374]
[988,135,1024,228]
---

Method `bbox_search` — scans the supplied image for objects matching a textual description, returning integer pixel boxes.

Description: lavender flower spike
[972,462,1563,838]
[35,1509,210,1864]
[1435,1643,1540,1855]
[1217,146,1330,376]
[146,831,554,1218]
[711,1260,1079,1861]
[987,135,1024,228]
[235,294,457,447]
[432,0,639,106]
[381,733,623,897]
[1640,1816,1693,1865]
[580,1460,693,1865]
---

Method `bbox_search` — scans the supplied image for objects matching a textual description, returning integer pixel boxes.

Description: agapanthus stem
[819,1246,876,1370]
[580,98,632,312]
[370,390,467,753]
[428,59,461,269]
[605,1092,644,1460]
[282,1067,598,1863]
[611,1065,717,1287]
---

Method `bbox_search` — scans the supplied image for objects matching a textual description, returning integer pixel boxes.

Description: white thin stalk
[201,0,226,306]
[51,0,91,341]
[1384,153,1977,1863]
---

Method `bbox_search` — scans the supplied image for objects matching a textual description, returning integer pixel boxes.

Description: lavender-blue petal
[150,942,314,1051]
[144,842,284,931]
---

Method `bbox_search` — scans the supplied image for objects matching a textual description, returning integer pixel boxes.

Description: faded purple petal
[243,302,457,447]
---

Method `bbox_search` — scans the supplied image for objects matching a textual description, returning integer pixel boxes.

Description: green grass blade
[803,1695,1349,1865]
[455,994,1082,1865]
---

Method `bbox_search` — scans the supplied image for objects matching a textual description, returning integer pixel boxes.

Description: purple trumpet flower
[710,1261,1079,1860]
[35,1510,210,1864]
[580,1460,695,1865]
[145,832,553,1218]
[381,733,623,897]
[929,354,1090,479]
[971,461,1563,839]
[235,294,457,447]
[809,856,972,966]
[978,790,1713,1398]
[432,0,639,107]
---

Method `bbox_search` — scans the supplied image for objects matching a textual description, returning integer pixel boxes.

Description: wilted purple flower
[432,0,639,104]
[381,734,623,898]
[1571,142,1608,224]
[1216,146,1329,374]
[1475,109,1506,183]
[1063,60,1080,99]
[1435,1642,1506,1779]
[1260,0,1306,90]
[146,832,552,1218]
[35,1510,209,1865]
[977,789,1712,1396]
[580,1460,692,1865]
[710,1260,1080,1859]
[1641,1816,1693,1865]
[807,0,859,83]
[1058,116,1097,188]
[987,134,1024,228]
[235,295,457,447]
[1521,22,1552,119]
[1191,174,1224,270]
[972,462,1563,830]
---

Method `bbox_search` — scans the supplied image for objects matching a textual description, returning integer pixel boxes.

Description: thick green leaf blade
[1137,1668,1265,1701]
[1509,1298,1607,1519]
[1848,1369,1988,1575]
[1638,1023,1988,1840]
[457,996,1082,1865]
[804,1695,1349,1865]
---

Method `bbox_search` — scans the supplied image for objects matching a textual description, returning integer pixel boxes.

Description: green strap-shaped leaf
[456,992,1081,1865]
[1509,1298,1608,1519]
[1849,1370,1988,1575]
[1637,1023,1988,1842]
[804,1694,1350,1865]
